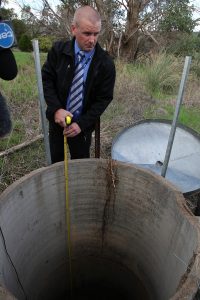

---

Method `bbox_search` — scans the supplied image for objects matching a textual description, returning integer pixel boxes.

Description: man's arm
[42,44,64,122]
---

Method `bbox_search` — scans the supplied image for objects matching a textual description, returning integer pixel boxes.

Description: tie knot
[78,51,85,62]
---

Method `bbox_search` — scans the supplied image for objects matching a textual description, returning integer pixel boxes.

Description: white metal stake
[161,56,192,177]
[32,39,51,165]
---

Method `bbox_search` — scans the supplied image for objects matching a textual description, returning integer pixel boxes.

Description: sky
[3,0,200,31]
[5,0,59,12]
[191,0,200,30]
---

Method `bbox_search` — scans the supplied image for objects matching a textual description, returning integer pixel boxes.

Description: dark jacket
[42,39,116,132]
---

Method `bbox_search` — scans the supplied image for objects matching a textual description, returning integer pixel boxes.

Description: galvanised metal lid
[112,119,200,195]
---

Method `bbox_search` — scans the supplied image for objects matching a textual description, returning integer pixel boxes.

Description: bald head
[72,6,101,29]
[71,6,101,52]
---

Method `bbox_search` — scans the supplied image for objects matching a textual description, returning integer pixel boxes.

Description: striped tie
[68,51,85,115]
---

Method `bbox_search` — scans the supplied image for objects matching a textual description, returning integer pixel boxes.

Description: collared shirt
[74,41,95,82]
[66,41,95,120]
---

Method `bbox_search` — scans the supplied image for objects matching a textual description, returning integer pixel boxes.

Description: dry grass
[0,140,46,192]
[99,59,154,157]
[184,75,200,107]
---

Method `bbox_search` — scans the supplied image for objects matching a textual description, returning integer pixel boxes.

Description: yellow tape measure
[64,116,73,295]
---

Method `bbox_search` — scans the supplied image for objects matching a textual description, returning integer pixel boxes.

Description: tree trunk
[95,0,114,52]
[121,29,139,61]
[121,0,141,61]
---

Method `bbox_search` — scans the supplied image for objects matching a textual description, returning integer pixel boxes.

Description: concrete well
[0,159,199,300]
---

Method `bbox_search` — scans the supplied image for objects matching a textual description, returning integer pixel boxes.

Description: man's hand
[63,122,81,137]
[54,109,73,128]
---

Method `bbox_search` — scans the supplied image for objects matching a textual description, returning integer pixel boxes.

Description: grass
[126,52,181,96]
[0,140,46,193]
[1,53,37,103]
[14,51,47,67]
[0,51,42,151]
[1,51,47,104]
[0,50,200,192]
[0,120,26,151]
[144,53,180,95]
[144,103,200,132]
[178,107,200,132]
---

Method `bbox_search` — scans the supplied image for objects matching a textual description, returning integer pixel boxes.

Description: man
[42,5,116,163]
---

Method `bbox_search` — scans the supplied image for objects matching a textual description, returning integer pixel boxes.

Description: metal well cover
[111,119,200,194]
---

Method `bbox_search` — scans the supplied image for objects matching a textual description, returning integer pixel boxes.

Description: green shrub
[12,19,26,43]
[37,36,56,52]
[167,33,200,57]
[18,34,32,52]
[142,52,180,95]
[191,52,200,78]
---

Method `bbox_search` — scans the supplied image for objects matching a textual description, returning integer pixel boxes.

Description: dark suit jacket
[42,38,116,133]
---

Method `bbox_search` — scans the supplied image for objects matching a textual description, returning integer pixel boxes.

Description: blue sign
[0,22,15,49]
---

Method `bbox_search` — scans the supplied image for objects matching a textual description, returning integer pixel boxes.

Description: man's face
[71,19,101,52]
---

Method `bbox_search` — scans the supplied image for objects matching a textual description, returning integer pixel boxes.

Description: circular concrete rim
[0,159,200,300]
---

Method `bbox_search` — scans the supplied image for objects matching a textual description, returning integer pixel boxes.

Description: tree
[119,0,151,61]
[37,35,55,52]
[18,0,155,60]
[15,0,197,61]
[12,19,27,42]
[159,0,197,33]
[0,7,17,20]
[20,5,41,38]
[18,33,32,51]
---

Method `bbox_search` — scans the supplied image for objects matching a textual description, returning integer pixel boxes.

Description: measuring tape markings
[64,116,73,294]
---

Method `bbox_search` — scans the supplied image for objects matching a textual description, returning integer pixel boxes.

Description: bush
[142,52,180,95]
[191,52,200,78]
[37,36,56,52]
[18,34,32,52]
[167,33,200,57]
[12,19,27,43]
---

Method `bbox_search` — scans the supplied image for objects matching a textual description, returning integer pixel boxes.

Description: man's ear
[71,24,76,36]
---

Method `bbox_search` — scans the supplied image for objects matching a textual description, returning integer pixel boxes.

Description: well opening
[0,159,199,300]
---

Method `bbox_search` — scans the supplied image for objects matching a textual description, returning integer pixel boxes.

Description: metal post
[161,56,192,177]
[32,39,51,165]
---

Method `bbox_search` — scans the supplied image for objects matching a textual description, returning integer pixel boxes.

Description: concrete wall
[0,159,199,299]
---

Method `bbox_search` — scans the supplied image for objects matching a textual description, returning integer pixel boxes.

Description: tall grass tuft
[143,52,180,96]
